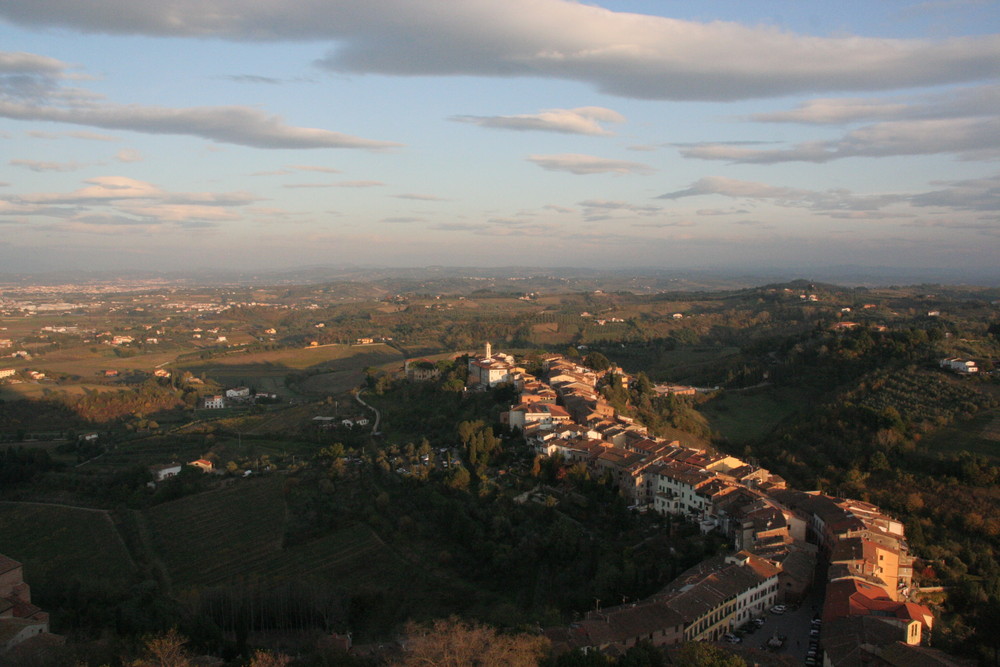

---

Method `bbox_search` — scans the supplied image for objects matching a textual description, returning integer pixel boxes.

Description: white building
[467,342,518,388]
[203,395,226,409]
[939,357,978,374]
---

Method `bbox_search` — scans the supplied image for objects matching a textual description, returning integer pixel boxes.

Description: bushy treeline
[0,445,62,484]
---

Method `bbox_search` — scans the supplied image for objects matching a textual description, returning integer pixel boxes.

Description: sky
[0,0,998,278]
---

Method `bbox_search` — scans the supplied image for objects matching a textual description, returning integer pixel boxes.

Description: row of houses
[489,345,938,662]
[546,551,782,654]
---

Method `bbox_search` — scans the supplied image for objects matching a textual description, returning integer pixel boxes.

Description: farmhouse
[188,459,214,473]
[939,357,978,374]
[150,463,182,481]
[203,395,226,409]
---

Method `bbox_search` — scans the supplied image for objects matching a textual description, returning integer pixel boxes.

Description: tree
[248,649,292,667]
[392,616,549,667]
[584,352,610,372]
[127,629,191,667]
[672,642,747,667]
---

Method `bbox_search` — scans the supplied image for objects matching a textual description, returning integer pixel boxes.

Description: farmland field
[0,382,124,401]
[145,477,287,589]
[176,344,403,395]
[6,346,182,377]
[701,387,806,442]
[143,477,424,596]
[0,502,136,587]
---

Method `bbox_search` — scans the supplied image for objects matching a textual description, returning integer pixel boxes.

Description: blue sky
[0,0,998,276]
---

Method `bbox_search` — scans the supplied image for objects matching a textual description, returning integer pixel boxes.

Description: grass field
[918,408,1000,461]
[0,502,136,587]
[143,477,415,594]
[88,435,213,470]
[177,344,402,396]
[6,346,181,377]
[0,382,124,401]
[701,387,806,442]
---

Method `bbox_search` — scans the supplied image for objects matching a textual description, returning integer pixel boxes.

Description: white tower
[484,342,492,359]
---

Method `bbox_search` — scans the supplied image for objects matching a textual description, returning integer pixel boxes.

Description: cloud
[219,74,315,85]
[909,174,1000,211]
[28,129,119,141]
[114,148,142,162]
[681,116,1000,163]
[577,199,661,221]
[381,216,424,223]
[696,208,749,216]
[0,50,66,74]
[0,50,401,150]
[452,106,624,135]
[2,2,997,101]
[633,220,696,228]
[682,85,1000,164]
[283,180,385,188]
[10,158,87,172]
[431,222,488,231]
[392,193,449,201]
[527,153,654,175]
[6,175,260,208]
[1,176,264,233]
[658,176,906,214]
[67,130,120,141]
[288,164,341,173]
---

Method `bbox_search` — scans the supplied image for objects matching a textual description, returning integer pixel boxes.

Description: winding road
[354,389,381,435]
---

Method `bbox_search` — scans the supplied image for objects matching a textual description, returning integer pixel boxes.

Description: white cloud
[682,116,1000,163]
[2,176,261,228]
[658,176,906,214]
[287,165,342,173]
[1,2,997,101]
[28,129,120,141]
[577,199,661,221]
[10,158,87,172]
[114,148,142,162]
[0,50,66,74]
[527,153,654,175]
[681,85,1000,164]
[393,193,449,201]
[909,174,1000,211]
[0,50,401,150]
[283,180,385,188]
[452,106,625,135]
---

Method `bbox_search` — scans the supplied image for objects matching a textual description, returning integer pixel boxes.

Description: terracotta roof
[0,555,21,576]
